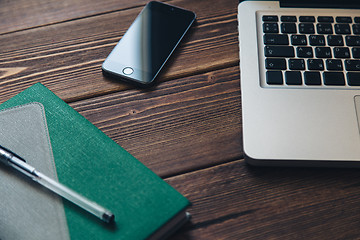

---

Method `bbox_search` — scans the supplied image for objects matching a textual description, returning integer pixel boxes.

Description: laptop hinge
[279,0,360,9]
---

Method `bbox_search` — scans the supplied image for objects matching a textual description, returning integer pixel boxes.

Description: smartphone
[102,1,196,86]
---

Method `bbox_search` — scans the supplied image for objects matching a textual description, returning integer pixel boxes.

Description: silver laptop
[238,0,360,167]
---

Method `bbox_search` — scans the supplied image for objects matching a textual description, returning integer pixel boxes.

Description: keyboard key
[315,47,332,58]
[291,35,307,45]
[304,72,321,85]
[317,23,333,34]
[263,15,278,22]
[264,34,289,45]
[317,16,334,23]
[281,16,297,22]
[355,17,360,23]
[345,36,360,46]
[265,46,295,57]
[345,60,360,71]
[265,58,287,70]
[289,59,305,70]
[323,72,345,85]
[266,71,283,85]
[307,59,324,70]
[335,24,351,34]
[334,47,351,58]
[263,23,279,33]
[299,16,315,22]
[347,72,360,85]
[327,35,344,46]
[352,48,360,58]
[297,47,313,58]
[326,59,343,70]
[353,24,360,34]
[285,71,302,85]
[299,23,315,34]
[281,23,297,33]
[336,16,352,23]
[309,35,325,46]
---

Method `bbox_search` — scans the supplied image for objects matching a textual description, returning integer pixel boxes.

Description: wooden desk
[1,0,360,239]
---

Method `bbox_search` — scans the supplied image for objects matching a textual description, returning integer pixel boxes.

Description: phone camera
[171,7,174,11]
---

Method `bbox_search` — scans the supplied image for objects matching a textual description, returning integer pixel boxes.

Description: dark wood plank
[0,0,238,103]
[0,0,149,34]
[167,160,360,239]
[70,66,242,177]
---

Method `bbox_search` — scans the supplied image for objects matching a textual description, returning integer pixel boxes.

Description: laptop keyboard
[261,14,360,87]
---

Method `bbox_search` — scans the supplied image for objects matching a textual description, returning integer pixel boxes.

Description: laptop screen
[280,0,360,8]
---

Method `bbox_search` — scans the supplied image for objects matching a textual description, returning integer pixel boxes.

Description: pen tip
[102,212,115,224]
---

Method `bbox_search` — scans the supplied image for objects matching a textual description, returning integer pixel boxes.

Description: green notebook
[0,83,190,240]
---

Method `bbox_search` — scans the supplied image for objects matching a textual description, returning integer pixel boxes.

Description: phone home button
[123,67,134,75]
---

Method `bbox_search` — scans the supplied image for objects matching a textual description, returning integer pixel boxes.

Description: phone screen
[102,1,196,85]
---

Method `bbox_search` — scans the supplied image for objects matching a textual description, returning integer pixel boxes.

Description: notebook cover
[0,103,70,240]
[0,83,190,240]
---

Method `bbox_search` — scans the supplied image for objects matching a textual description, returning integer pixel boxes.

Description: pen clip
[0,144,26,163]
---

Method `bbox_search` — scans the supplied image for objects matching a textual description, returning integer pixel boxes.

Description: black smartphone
[102,1,196,87]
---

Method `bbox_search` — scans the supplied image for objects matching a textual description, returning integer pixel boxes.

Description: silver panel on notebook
[238,0,360,166]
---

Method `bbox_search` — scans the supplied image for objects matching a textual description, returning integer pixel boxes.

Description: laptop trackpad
[354,96,360,134]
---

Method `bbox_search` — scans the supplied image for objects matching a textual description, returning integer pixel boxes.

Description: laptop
[238,0,360,167]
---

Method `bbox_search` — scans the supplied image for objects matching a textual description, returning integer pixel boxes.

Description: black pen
[0,145,115,223]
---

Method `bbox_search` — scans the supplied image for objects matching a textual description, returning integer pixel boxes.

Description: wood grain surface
[70,66,242,177]
[2,0,360,239]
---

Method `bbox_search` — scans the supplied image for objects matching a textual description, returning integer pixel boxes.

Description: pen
[0,145,115,224]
